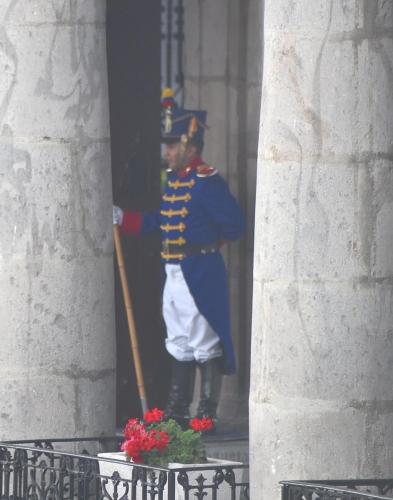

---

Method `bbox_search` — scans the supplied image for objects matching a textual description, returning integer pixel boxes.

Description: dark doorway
[106,0,170,427]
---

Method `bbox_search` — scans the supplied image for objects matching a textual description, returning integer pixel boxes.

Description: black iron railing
[161,0,184,100]
[0,437,249,499]
[281,480,393,500]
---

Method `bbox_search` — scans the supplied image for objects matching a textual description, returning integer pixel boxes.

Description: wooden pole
[113,224,148,415]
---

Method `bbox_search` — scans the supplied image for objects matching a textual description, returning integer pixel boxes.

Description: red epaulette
[196,164,218,178]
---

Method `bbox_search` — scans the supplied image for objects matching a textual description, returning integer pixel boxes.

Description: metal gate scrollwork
[161,0,185,101]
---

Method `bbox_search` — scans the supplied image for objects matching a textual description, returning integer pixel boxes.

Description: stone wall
[0,1,115,440]
[183,0,263,429]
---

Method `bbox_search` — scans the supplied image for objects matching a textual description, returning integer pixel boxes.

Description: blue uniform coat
[128,161,245,374]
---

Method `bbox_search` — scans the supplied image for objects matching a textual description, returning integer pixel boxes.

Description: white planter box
[98,451,243,499]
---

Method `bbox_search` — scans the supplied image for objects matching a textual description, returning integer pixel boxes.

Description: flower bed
[119,408,214,466]
[97,408,245,499]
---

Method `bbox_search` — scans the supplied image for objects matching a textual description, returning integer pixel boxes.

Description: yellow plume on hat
[161,87,174,99]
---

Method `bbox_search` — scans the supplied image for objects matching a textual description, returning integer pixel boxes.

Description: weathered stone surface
[251,1,393,497]
[250,398,393,484]
[183,0,229,80]
[0,0,115,440]
[0,1,106,26]
[261,35,393,160]
[254,160,393,280]
[3,24,109,140]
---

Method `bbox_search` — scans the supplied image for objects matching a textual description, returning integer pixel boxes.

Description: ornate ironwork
[281,480,393,500]
[175,464,248,500]
[0,438,249,499]
[161,0,185,100]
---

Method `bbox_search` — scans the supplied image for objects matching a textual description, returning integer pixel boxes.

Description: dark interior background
[106,0,170,427]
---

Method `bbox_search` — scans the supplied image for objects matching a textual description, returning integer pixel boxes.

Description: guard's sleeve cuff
[121,211,143,235]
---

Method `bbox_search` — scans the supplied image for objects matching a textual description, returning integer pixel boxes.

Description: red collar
[177,157,203,178]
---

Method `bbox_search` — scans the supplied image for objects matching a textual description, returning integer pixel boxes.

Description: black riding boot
[165,359,196,429]
[196,358,222,429]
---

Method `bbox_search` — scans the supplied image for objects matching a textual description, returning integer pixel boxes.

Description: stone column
[251,1,393,497]
[0,1,115,439]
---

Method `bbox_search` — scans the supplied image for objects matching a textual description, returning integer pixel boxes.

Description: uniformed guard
[113,88,245,430]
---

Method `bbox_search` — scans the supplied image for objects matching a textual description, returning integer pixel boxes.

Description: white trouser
[163,264,223,363]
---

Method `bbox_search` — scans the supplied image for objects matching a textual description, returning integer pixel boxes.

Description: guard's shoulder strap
[196,164,218,178]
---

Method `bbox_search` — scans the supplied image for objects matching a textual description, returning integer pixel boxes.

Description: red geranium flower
[189,417,214,432]
[121,438,142,458]
[132,454,143,464]
[144,407,165,424]
[150,429,169,450]
[120,408,208,466]
[123,418,146,439]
